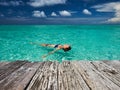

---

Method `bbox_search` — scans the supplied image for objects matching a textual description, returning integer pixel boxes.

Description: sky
[0,0,120,24]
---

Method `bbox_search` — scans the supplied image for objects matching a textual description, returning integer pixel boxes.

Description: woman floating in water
[41,44,71,58]
[31,42,71,58]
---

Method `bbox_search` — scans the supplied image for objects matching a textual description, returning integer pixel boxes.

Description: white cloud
[0,1,24,6]
[0,14,4,17]
[0,2,9,6]
[83,9,92,15]
[28,0,67,7]
[59,10,71,16]
[33,11,47,18]
[92,2,120,23]
[51,12,57,16]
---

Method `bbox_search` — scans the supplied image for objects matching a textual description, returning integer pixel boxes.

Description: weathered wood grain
[58,61,90,90]
[0,62,10,68]
[26,61,52,90]
[103,60,120,71]
[0,62,41,90]
[0,61,27,81]
[91,61,120,87]
[72,61,120,90]
[0,60,120,90]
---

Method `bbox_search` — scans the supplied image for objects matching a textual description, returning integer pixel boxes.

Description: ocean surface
[0,25,120,62]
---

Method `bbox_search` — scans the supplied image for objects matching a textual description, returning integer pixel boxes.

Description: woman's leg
[41,44,55,48]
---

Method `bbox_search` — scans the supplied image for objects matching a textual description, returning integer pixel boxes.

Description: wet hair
[63,46,71,52]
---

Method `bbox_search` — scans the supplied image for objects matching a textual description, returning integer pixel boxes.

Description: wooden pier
[0,60,120,90]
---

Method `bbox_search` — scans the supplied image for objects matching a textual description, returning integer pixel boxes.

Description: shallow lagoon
[0,25,120,62]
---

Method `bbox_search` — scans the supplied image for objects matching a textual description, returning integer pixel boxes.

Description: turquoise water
[0,25,120,62]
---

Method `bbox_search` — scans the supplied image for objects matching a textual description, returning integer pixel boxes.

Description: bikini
[54,44,60,48]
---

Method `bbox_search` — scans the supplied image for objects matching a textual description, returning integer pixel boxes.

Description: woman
[41,44,71,58]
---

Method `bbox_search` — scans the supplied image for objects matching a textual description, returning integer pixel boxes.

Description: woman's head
[63,45,71,52]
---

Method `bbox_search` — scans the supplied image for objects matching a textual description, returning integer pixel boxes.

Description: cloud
[59,10,71,16]
[51,12,57,17]
[28,0,67,7]
[83,9,92,15]
[0,14,4,17]
[0,0,24,6]
[33,11,47,18]
[0,2,9,6]
[92,2,120,23]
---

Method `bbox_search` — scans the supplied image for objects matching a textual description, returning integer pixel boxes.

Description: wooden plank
[47,62,58,90]
[58,61,90,90]
[61,61,76,90]
[57,62,65,90]
[91,61,120,87]
[0,60,120,90]
[58,61,69,90]
[73,61,100,90]
[61,61,82,90]
[0,62,10,68]
[73,61,120,90]
[26,61,52,90]
[0,61,27,81]
[103,60,120,71]
[63,61,75,90]
[70,62,91,90]
[0,62,41,90]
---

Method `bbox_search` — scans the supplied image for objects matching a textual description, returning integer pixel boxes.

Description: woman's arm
[42,49,60,58]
